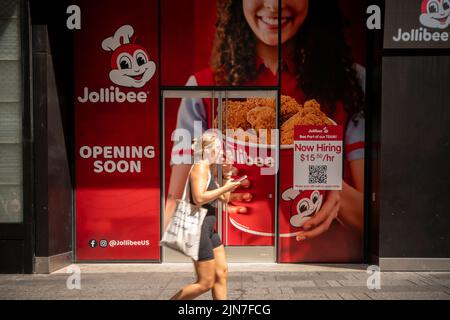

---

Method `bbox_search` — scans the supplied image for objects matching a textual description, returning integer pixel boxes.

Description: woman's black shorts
[197,214,222,262]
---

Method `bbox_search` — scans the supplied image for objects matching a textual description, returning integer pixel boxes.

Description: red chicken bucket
[222,133,327,247]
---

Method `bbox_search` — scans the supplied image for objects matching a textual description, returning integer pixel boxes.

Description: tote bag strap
[181,164,212,202]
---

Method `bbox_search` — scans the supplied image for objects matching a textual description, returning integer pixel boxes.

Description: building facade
[0,0,449,273]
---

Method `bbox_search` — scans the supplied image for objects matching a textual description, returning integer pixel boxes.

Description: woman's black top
[189,166,218,216]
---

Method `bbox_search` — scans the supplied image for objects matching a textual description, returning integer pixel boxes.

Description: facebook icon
[88,239,97,248]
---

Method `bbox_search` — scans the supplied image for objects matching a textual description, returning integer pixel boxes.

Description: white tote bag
[160,167,208,261]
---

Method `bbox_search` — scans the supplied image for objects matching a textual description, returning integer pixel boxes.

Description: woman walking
[169,132,242,300]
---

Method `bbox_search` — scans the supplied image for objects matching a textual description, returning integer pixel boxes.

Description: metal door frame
[161,90,279,263]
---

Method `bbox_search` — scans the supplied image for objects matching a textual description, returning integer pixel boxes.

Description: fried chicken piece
[280,99,333,145]
[214,100,256,131]
[246,96,301,124]
[214,96,324,146]
[303,99,321,110]
[279,95,302,123]
[227,128,258,144]
[246,107,276,145]
[247,107,276,131]
[246,98,275,110]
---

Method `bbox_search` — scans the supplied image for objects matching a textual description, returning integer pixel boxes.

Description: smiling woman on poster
[166,0,366,262]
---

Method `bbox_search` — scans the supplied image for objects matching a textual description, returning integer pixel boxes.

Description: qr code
[309,165,327,184]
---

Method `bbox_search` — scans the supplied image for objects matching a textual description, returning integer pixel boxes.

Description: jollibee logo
[78,24,156,104]
[228,147,275,168]
[392,0,450,43]
[282,188,323,228]
[420,0,450,29]
[102,25,156,88]
[229,187,323,238]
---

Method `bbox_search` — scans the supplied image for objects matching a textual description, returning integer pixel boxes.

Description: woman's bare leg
[170,259,215,300]
[212,245,228,300]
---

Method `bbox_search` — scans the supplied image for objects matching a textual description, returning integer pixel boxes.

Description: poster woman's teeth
[260,16,289,26]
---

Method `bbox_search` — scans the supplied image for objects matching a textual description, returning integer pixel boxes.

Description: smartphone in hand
[233,175,248,184]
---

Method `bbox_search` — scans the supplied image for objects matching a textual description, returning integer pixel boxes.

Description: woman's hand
[295,190,340,241]
[223,178,242,193]
[224,165,253,214]
[337,160,364,234]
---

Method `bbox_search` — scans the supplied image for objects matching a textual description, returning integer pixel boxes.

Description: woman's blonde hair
[191,131,222,160]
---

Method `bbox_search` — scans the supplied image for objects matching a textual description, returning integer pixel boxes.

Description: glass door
[162,90,217,262]
[162,90,279,262]
[217,91,278,262]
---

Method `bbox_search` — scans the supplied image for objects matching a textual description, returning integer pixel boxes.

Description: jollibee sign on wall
[71,0,366,263]
[75,0,160,260]
[384,0,450,48]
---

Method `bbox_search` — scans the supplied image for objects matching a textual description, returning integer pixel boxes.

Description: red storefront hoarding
[72,0,365,263]
[74,0,160,260]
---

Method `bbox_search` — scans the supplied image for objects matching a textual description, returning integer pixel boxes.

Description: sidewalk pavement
[1,264,450,300]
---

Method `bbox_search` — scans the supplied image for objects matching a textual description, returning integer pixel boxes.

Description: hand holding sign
[296,190,340,241]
